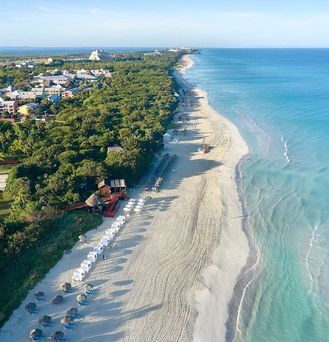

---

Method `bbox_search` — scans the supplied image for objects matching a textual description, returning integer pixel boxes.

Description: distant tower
[89,49,109,61]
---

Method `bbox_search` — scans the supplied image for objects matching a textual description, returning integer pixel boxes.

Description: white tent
[124,207,132,212]
[128,198,137,203]
[105,229,115,238]
[72,268,86,282]
[100,236,110,247]
[81,260,92,272]
[134,207,142,213]
[93,244,104,254]
[163,132,171,143]
[117,215,125,223]
[87,251,97,263]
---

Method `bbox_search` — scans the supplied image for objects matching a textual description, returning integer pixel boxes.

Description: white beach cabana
[80,260,92,272]
[163,132,171,143]
[87,251,97,263]
[93,244,104,254]
[105,229,115,239]
[100,236,110,246]
[72,268,86,282]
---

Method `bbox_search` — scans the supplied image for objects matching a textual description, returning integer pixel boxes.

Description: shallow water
[186,49,329,341]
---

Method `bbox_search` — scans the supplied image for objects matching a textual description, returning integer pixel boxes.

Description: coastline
[0,54,250,342]
[178,56,250,342]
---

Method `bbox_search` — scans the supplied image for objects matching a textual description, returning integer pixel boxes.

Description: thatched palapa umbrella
[38,315,52,326]
[60,282,72,293]
[66,307,78,318]
[52,330,65,341]
[33,291,45,300]
[85,193,100,207]
[52,295,64,304]
[61,315,74,325]
[25,302,37,313]
[76,294,87,303]
[28,328,43,340]
[83,283,94,291]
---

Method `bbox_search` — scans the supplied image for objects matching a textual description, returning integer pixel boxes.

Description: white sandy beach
[0,55,249,342]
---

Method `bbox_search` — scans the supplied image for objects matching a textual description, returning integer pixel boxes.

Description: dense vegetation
[0,51,183,326]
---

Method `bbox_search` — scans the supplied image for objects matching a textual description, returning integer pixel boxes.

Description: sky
[1,0,329,47]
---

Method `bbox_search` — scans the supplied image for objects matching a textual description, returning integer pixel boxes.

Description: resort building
[0,99,18,114]
[44,85,65,96]
[37,75,72,85]
[61,88,81,98]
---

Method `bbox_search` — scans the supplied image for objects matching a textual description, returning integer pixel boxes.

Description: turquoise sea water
[186,49,329,342]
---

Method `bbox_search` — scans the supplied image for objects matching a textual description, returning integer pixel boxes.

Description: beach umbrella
[61,316,74,325]
[79,234,86,242]
[85,193,100,207]
[38,315,52,326]
[77,294,87,304]
[52,330,65,341]
[83,283,94,291]
[52,295,64,304]
[76,294,87,301]
[84,283,95,295]
[66,307,78,318]
[60,282,72,293]
[134,207,142,212]
[128,198,137,203]
[28,328,43,340]
[33,291,45,300]
[25,302,37,313]
[123,207,132,212]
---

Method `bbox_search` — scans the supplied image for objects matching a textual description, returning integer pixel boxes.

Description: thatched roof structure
[61,316,74,324]
[38,315,52,325]
[83,283,94,291]
[66,307,78,318]
[85,193,101,207]
[52,295,64,304]
[76,294,87,302]
[60,282,72,292]
[28,328,43,340]
[33,291,45,300]
[52,331,65,341]
[25,302,37,313]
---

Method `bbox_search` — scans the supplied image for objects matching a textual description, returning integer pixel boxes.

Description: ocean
[0,47,155,55]
[186,49,329,342]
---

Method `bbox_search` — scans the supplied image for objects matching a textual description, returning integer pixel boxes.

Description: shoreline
[0,54,250,342]
[178,55,251,342]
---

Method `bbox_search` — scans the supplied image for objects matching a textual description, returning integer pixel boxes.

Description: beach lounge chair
[28,328,43,341]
